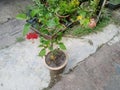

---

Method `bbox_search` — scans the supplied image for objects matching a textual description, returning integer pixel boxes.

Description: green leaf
[47,17,59,28]
[49,46,53,51]
[38,44,43,47]
[47,19,56,28]
[57,32,63,40]
[57,36,62,41]
[31,9,39,17]
[23,23,31,36]
[81,12,86,18]
[39,49,46,57]
[16,13,27,20]
[58,42,66,50]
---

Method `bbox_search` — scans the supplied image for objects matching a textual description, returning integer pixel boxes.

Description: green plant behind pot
[76,0,100,27]
[16,0,66,58]
[56,0,80,16]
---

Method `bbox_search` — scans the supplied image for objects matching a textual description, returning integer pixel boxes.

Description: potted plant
[47,0,80,27]
[39,35,68,71]
[76,0,99,28]
[16,0,68,71]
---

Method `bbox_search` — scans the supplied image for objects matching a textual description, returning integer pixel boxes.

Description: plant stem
[97,0,107,22]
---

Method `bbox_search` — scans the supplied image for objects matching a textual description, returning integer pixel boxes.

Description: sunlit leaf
[31,9,39,17]
[23,23,31,36]
[39,49,46,57]
[58,42,66,50]
[16,13,27,20]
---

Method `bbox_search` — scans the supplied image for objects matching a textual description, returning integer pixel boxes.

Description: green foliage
[39,48,46,57]
[39,35,66,57]
[47,17,60,28]
[16,37,25,42]
[16,13,27,20]
[23,23,31,36]
[58,42,66,50]
[16,0,105,58]
[65,16,110,37]
[30,9,39,17]
[90,0,100,16]
[56,0,80,15]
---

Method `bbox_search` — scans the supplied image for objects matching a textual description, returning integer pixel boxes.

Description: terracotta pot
[44,51,68,71]
[88,18,96,28]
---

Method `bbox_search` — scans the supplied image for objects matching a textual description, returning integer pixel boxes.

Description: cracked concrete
[0,23,120,90]
[64,24,120,73]
[0,0,120,90]
[0,0,32,49]
[0,40,51,90]
[0,19,25,49]
[0,0,32,24]
[51,41,120,90]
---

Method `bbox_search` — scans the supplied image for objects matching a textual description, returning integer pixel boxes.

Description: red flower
[26,32,39,40]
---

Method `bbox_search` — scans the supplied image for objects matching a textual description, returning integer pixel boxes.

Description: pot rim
[44,51,68,70]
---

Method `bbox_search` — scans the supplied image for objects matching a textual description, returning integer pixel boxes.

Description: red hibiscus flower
[26,32,39,40]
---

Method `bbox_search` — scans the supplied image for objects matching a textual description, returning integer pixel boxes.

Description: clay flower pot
[44,50,68,71]
[88,18,96,28]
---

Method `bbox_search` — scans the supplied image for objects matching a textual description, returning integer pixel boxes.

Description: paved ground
[0,19,25,49]
[0,39,51,90]
[0,23,120,90]
[0,0,32,24]
[0,0,120,90]
[0,0,32,49]
[51,41,120,90]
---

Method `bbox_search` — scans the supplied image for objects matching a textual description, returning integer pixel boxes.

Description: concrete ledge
[0,24,120,90]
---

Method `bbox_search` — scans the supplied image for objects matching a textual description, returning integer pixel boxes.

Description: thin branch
[52,22,73,39]
[30,27,52,40]
[31,22,74,40]
[96,0,107,23]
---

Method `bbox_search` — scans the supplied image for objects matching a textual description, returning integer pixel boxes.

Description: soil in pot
[45,49,66,68]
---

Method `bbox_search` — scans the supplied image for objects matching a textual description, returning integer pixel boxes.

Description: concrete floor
[0,0,32,24]
[0,0,120,90]
[51,41,120,90]
[0,0,32,49]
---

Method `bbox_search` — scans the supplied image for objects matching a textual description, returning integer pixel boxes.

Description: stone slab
[0,19,25,49]
[0,0,32,24]
[0,40,50,90]
[51,41,120,90]
[64,24,120,73]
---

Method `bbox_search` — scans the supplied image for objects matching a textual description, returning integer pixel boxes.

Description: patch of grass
[16,37,25,42]
[65,17,111,37]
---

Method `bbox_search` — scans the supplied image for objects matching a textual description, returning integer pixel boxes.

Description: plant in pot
[54,0,80,27]
[76,0,99,28]
[55,0,80,16]
[36,12,68,71]
[16,0,68,71]
[39,34,68,71]
[37,14,68,71]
